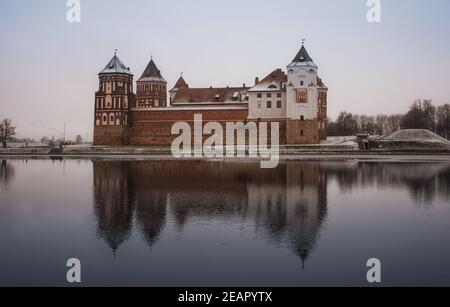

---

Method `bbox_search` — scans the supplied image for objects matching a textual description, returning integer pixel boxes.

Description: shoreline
[1,153,450,163]
[1,146,450,162]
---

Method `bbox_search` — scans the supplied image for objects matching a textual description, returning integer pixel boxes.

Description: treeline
[328,99,450,139]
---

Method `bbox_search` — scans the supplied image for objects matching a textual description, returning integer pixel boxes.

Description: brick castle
[93,44,328,146]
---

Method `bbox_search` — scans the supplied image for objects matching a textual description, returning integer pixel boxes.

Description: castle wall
[286,119,319,145]
[129,109,287,146]
[94,126,129,146]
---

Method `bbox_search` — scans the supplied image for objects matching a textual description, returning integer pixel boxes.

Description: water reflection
[325,162,450,205]
[0,160,15,186]
[93,161,328,265]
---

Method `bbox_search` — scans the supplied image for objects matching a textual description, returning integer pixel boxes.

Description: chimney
[255,77,259,85]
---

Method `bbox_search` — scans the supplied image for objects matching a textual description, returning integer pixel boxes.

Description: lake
[0,158,449,286]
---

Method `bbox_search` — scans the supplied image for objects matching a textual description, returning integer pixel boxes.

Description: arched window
[110,114,115,124]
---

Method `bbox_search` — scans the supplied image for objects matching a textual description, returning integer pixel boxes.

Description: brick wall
[94,126,129,146]
[286,119,319,144]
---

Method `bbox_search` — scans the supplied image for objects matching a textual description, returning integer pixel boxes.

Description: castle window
[102,114,107,124]
[257,93,262,99]
[300,129,304,136]
[277,93,282,98]
[267,93,272,98]
[296,89,307,104]
[110,114,114,124]
[300,115,305,121]
[266,101,272,108]
[277,101,282,109]
[300,81,304,86]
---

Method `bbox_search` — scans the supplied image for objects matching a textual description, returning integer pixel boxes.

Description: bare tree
[75,134,83,145]
[386,114,402,134]
[0,119,16,148]
[436,104,450,139]
[401,99,436,131]
[336,111,358,136]
[375,115,389,135]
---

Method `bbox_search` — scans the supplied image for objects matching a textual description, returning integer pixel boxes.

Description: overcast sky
[1,0,449,140]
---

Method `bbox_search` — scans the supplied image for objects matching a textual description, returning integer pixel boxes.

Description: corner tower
[136,58,167,108]
[286,43,328,144]
[94,52,135,145]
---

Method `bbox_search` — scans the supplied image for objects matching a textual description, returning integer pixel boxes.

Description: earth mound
[382,129,449,144]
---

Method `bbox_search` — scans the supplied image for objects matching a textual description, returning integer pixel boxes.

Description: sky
[0,0,449,140]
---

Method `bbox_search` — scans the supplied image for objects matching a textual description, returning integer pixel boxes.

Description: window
[296,89,307,104]
[257,93,262,98]
[277,101,282,109]
[267,93,272,98]
[277,93,282,98]
[300,115,305,121]
[300,81,304,86]
[300,129,304,136]
[267,101,272,108]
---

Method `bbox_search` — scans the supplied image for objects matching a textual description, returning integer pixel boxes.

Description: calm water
[0,158,450,286]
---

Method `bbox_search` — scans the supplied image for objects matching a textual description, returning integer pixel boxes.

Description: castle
[93,44,328,146]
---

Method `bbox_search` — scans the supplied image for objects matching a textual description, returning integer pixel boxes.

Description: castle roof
[172,87,249,104]
[292,45,314,63]
[138,58,166,83]
[171,76,189,91]
[99,54,133,76]
[249,69,287,92]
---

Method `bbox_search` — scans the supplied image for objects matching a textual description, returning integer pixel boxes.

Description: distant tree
[375,115,389,135]
[0,119,16,148]
[401,99,436,131]
[41,136,50,144]
[75,134,83,145]
[386,114,403,134]
[436,104,450,139]
[336,111,358,136]
[327,117,339,136]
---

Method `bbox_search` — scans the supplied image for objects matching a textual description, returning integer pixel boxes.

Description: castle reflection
[93,161,329,264]
[92,160,450,262]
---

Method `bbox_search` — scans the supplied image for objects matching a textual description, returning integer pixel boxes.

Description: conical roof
[99,54,133,76]
[292,45,314,63]
[138,58,166,82]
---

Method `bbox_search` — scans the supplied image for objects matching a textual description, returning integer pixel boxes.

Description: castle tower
[285,43,328,144]
[94,52,135,145]
[169,75,189,105]
[136,58,167,108]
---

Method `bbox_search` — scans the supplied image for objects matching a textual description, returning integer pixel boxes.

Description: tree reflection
[0,160,15,186]
[325,162,450,205]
